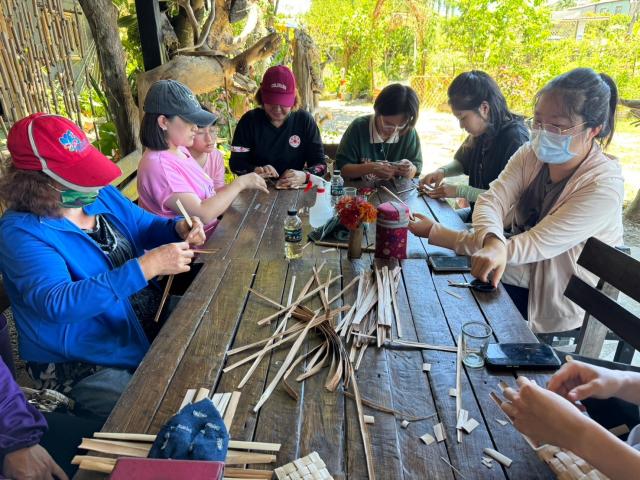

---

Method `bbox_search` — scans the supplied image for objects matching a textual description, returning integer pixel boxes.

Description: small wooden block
[433,423,446,442]
[456,409,469,429]
[484,447,512,467]
[401,420,410,429]
[449,388,457,397]
[422,363,431,372]
[363,415,375,425]
[496,418,509,426]
[609,424,630,437]
[420,433,436,445]
[462,418,480,434]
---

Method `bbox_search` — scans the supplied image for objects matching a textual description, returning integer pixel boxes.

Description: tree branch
[231,32,281,75]
[174,1,217,53]
[177,0,200,42]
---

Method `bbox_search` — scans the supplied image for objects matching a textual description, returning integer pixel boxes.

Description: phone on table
[429,255,471,273]
[485,343,562,370]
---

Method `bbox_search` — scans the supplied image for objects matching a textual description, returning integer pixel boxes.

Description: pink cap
[260,66,296,107]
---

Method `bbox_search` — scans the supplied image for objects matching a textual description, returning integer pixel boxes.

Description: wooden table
[75,179,553,479]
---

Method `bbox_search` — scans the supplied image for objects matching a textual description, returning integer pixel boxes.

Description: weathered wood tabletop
[75,179,553,479]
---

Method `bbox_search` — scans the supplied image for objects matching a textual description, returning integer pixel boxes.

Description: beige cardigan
[429,142,624,333]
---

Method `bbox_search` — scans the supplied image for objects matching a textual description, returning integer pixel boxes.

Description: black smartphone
[485,343,562,370]
[429,255,471,272]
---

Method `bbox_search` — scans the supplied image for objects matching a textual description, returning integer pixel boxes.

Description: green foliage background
[303,0,640,115]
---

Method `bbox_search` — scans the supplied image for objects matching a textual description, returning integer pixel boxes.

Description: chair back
[564,237,640,361]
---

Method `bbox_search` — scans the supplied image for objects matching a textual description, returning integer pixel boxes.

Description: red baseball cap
[7,113,122,192]
[260,65,297,107]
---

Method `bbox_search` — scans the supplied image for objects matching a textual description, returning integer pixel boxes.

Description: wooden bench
[111,150,142,202]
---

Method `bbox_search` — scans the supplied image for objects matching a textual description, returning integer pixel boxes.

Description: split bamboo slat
[0,0,90,126]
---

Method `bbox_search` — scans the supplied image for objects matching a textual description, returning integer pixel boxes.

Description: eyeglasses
[525,118,586,136]
[196,126,219,136]
[380,116,411,131]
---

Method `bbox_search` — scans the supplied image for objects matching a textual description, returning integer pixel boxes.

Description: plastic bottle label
[331,185,344,196]
[285,227,302,243]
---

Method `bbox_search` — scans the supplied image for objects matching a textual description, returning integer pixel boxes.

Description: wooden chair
[564,237,640,364]
[111,150,142,202]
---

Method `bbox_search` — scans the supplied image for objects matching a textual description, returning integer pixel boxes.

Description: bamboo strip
[312,240,376,253]
[380,185,415,221]
[223,391,241,430]
[179,388,197,410]
[92,433,281,452]
[456,334,463,443]
[175,199,193,227]
[154,275,174,323]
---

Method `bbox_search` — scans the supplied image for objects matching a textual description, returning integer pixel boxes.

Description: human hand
[498,376,591,450]
[370,162,396,180]
[407,212,435,238]
[175,216,206,246]
[254,165,279,178]
[138,242,194,279]
[237,172,269,193]
[395,159,416,179]
[276,169,307,188]
[547,360,624,403]
[420,168,445,188]
[470,235,507,287]
[427,184,458,199]
[3,444,69,480]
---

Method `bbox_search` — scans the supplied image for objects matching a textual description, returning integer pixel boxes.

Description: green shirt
[335,115,422,175]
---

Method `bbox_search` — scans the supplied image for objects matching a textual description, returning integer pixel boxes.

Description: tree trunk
[137,32,281,111]
[78,0,139,155]
[292,30,323,114]
[626,188,640,223]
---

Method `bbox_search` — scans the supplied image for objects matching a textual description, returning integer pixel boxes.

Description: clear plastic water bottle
[330,169,344,206]
[309,186,334,228]
[284,209,303,259]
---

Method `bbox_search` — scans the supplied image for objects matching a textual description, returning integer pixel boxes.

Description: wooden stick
[380,185,415,220]
[154,274,174,323]
[328,275,360,304]
[175,198,193,228]
[72,455,116,466]
[350,368,376,480]
[223,391,242,430]
[253,313,320,412]
[312,240,376,253]
[194,387,210,403]
[385,339,457,352]
[440,456,467,479]
[92,433,281,452]
[456,334,463,443]
[179,388,197,410]
[78,458,114,474]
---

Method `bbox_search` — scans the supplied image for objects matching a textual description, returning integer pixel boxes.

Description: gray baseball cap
[143,80,217,127]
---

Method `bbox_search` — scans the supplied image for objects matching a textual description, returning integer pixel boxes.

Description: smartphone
[429,255,471,272]
[485,343,562,370]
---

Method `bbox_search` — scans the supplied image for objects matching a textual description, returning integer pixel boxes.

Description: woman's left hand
[408,212,435,238]
[498,376,591,450]
[176,216,206,246]
[277,169,307,188]
[395,159,417,179]
[427,184,458,199]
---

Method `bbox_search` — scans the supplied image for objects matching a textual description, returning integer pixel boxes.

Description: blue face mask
[531,130,577,165]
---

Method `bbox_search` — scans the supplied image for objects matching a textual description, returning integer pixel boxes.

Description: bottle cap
[287,209,297,215]
[333,169,340,174]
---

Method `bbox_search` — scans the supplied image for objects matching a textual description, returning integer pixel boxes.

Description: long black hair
[537,68,618,148]
[373,84,419,130]
[448,71,518,137]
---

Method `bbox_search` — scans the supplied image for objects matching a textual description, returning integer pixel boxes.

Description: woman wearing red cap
[0,113,206,418]
[229,65,327,187]
[137,80,268,237]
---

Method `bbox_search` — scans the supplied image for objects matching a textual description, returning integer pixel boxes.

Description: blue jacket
[0,186,181,369]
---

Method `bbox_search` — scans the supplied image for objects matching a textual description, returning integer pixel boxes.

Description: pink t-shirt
[201,149,226,192]
[137,147,219,235]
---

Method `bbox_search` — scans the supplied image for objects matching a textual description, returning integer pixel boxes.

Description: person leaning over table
[137,80,268,238]
[497,361,640,480]
[229,65,326,188]
[335,83,422,181]
[409,68,623,336]
[0,113,206,419]
[420,71,529,221]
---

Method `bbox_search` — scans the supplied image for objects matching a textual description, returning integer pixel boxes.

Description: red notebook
[109,458,224,479]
